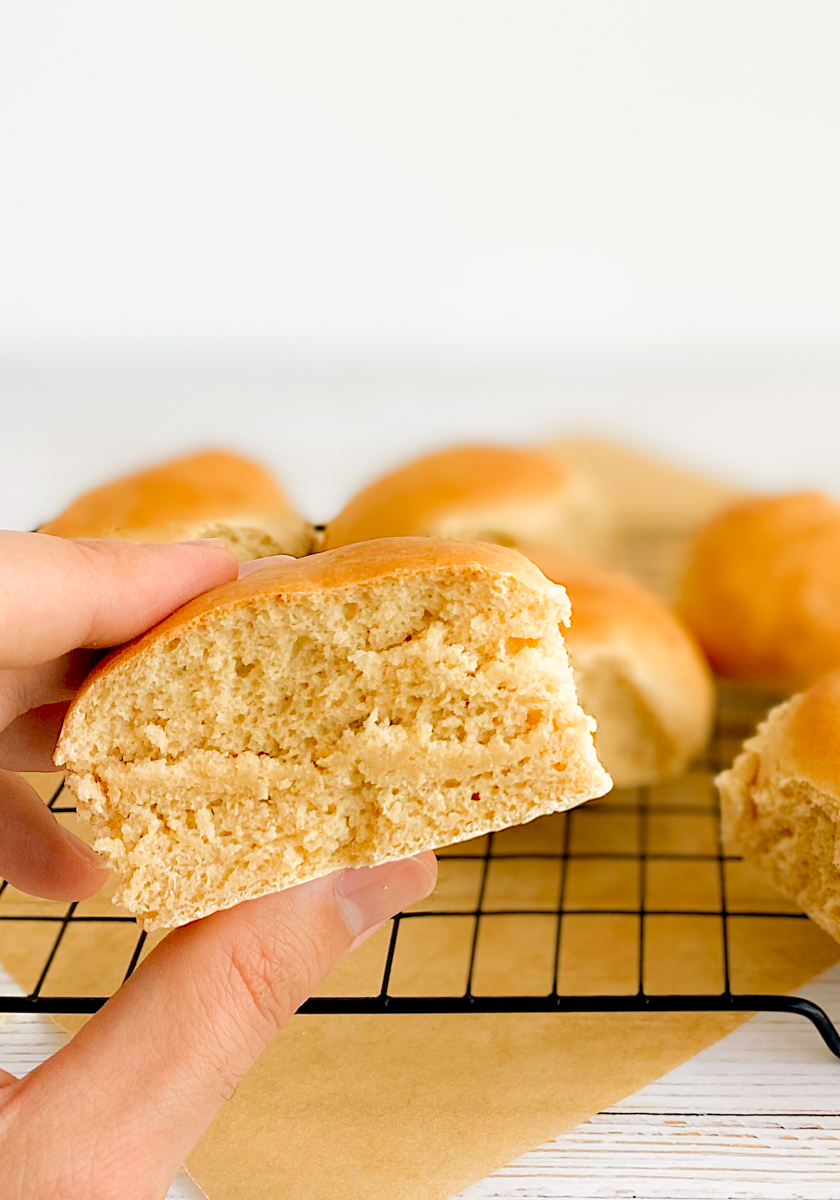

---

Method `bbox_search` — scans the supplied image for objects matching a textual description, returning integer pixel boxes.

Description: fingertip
[57,824,106,871]
[333,852,439,939]
[16,845,109,903]
[0,532,243,668]
[158,539,240,576]
[45,869,110,903]
[77,537,240,649]
[178,538,230,548]
[69,534,240,596]
[164,540,241,588]
[415,850,439,880]
[0,768,109,901]
[237,554,298,578]
[49,826,110,899]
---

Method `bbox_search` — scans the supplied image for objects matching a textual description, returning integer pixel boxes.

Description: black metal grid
[1,527,838,1058]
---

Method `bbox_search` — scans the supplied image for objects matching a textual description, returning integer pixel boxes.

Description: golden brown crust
[40,450,310,551]
[752,671,840,809]
[323,443,590,550]
[679,492,840,690]
[60,538,563,723]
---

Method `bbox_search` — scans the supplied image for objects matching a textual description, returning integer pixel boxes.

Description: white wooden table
[457,965,840,1200]
[3,962,838,1199]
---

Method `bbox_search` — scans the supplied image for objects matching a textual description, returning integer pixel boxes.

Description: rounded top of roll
[40,449,300,540]
[679,491,840,690]
[323,443,592,550]
[748,671,840,811]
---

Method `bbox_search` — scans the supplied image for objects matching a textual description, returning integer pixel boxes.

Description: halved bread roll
[717,671,840,943]
[40,449,315,560]
[324,443,604,558]
[523,548,714,787]
[56,538,611,929]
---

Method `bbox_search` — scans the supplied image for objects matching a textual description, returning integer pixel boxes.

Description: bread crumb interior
[722,748,840,941]
[574,661,673,787]
[62,569,607,927]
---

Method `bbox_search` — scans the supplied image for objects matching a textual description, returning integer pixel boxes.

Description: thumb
[8,854,436,1199]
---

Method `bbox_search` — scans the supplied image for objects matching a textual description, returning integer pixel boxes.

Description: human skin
[0,532,436,1199]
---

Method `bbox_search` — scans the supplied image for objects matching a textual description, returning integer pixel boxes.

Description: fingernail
[179,538,230,549]
[333,854,438,939]
[58,825,109,873]
[238,554,297,578]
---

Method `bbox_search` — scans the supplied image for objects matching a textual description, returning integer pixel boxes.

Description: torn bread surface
[718,672,840,943]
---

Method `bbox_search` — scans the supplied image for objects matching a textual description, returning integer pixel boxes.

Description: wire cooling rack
[1,528,839,1058]
[1,682,839,1057]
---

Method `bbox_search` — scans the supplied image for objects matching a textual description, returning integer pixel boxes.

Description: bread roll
[523,547,713,787]
[40,449,314,560]
[324,443,603,557]
[717,671,840,943]
[56,538,611,929]
[679,492,840,691]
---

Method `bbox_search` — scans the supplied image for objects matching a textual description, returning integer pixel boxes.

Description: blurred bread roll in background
[324,443,605,558]
[524,547,713,787]
[679,492,840,691]
[40,449,315,560]
[718,670,840,943]
[56,537,611,929]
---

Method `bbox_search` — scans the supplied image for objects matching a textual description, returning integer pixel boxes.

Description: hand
[0,532,437,1199]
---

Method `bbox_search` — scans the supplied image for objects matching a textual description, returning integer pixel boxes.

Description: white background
[1,2,839,526]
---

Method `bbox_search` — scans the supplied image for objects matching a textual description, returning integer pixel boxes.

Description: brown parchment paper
[2,443,838,1200]
[46,903,838,1200]
[546,436,746,534]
